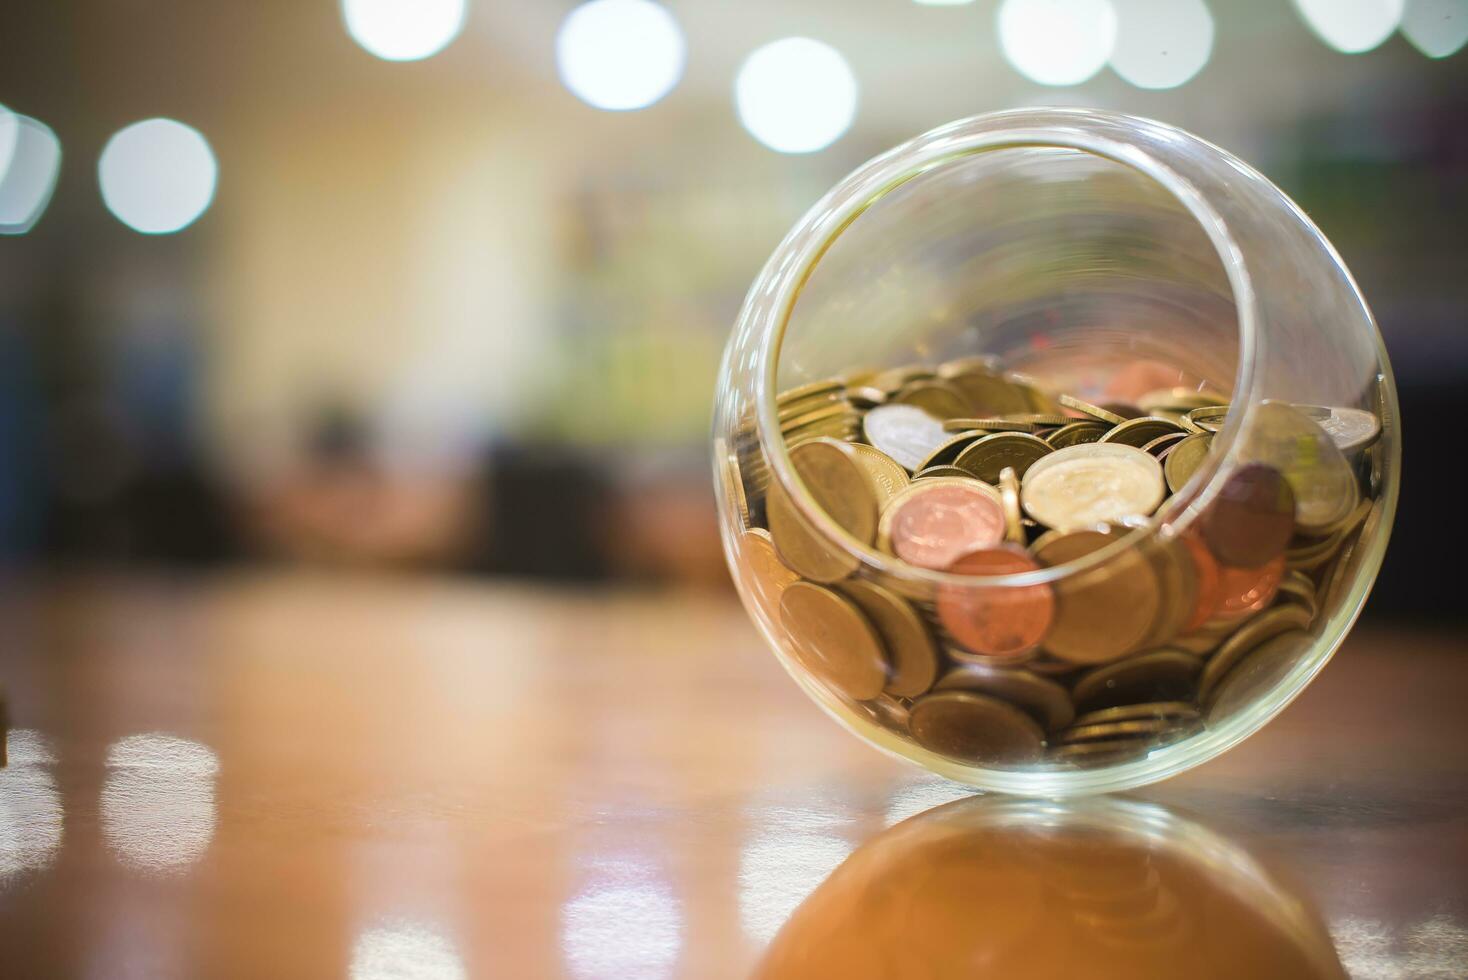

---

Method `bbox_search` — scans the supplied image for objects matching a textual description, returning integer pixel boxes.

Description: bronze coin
[839,579,940,699]
[1049,739,1150,766]
[1058,394,1128,425]
[1034,529,1161,665]
[1071,650,1204,713]
[933,664,1075,732]
[1213,555,1285,622]
[780,581,889,702]
[1203,463,1296,568]
[1054,717,1191,744]
[1198,603,1315,705]
[879,479,1006,570]
[1134,534,1198,651]
[1072,701,1200,727]
[1239,402,1359,535]
[909,691,1046,765]
[937,546,1055,659]
[946,369,1034,416]
[1204,630,1315,721]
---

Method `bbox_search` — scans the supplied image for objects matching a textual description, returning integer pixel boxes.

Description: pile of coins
[725,358,1382,770]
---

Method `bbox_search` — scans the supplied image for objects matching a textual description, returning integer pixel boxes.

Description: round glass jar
[712,108,1399,796]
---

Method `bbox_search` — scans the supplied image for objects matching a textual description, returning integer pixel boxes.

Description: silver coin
[862,404,950,472]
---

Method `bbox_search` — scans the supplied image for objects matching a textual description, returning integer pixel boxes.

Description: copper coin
[1180,533,1223,631]
[1071,650,1204,713]
[1213,555,1285,622]
[1203,463,1296,568]
[937,546,1055,658]
[908,691,1046,765]
[839,578,940,699]
[879,479,1005,570]
[779,581,889,702]
[933,664,1075,732]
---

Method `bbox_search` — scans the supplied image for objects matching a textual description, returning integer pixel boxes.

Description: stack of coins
[728,358,1382,770]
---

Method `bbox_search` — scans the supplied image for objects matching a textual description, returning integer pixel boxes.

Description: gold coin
[777,398,849,427]
[780,581,889,702]
[1045,421,1109,449]
[942,418,1039,434]
[839,579,939,699]
[1020,443,1165,532]
[952,432,1054,484]
[1198,603,1315,704]
[714,437,750,529]
[1181,404,1229,434]
[1099,416,1188,448]
[1004,413,1074,427]
[999,466,1024,545]
[767,438,878,583]
[1134,534,1198,651]
[1141,433,1188,458]
[1071,650,1204,713]
[1058,394,1128,425]
[909,691,1046,765]
[1034,528,1162,665]
[1137,387,1228,414]
[1204,630,1314,720]
[1237,402,1359,535]
[1277,570,1317,612]
[946,369,1034,417]
[916,431,987,470]
[849,444,912,509]
[863,404,950,471]
[871,365,935,394]
[741,528,799,605]
[776,379,843,405]
[936,355,1001,379]
[933,664,1075,732]
[913,464,974,480]
[1164,433,1212,494]
[893,380,972,420]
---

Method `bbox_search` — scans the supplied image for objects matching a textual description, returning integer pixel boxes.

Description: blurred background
[0,0,1463,616]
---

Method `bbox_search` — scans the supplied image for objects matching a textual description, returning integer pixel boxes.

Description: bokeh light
[1109,0,1214,89]
[0,112,61,235]
[1293,0,1405,53]
[997,0,1118,86]
[735,38,858,155]
[341,0,467,62]
[98,118,217,235]
[556,0,686,111]
[351,922,466,980]
[1401,0,1468,57]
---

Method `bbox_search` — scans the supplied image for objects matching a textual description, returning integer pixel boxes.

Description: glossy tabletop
[1,573,1465,978]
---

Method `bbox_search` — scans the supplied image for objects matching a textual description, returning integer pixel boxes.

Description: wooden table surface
[1,573,1465,979]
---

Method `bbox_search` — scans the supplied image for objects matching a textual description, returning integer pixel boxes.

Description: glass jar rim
[750,108,1263,589]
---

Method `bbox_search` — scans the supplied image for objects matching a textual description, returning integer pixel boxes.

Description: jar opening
[751,110,1261,588]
